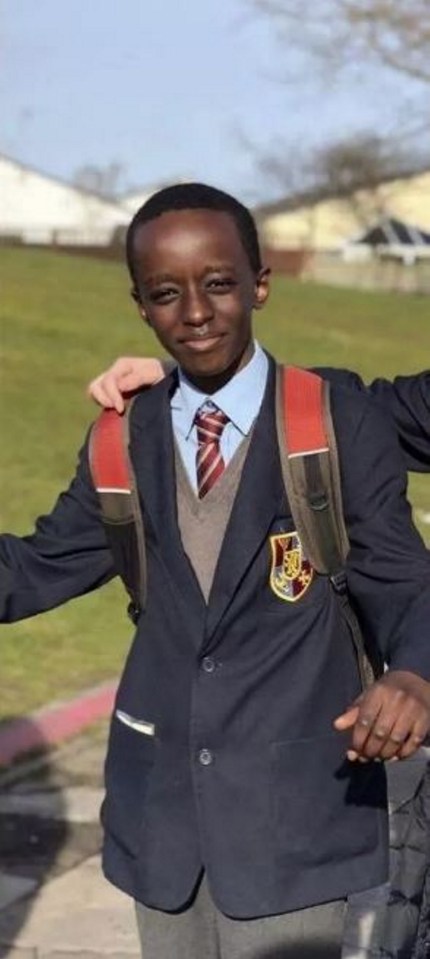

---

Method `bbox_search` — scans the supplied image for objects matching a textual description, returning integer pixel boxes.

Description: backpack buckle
[309,493,329,512]
[127,601,141,625]
[330,571,347,594]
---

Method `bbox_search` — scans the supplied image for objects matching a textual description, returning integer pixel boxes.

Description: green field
[1,247,429,720]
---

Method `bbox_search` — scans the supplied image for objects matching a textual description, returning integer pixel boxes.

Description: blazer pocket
[102,711,156,855]
[271,732,386,869]
[115,709,155,737]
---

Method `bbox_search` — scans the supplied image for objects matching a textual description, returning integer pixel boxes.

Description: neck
[181,341,255,394]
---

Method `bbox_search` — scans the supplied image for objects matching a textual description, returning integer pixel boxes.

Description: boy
[1,183,430,959]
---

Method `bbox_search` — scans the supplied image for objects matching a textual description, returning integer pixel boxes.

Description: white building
[121,177,190,216]
[120,184,165,216]
[258,170,430,254]
[0,154,130,246]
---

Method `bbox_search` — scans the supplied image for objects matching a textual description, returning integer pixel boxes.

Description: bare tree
[252,130,412,204]
[310,132,410,199]
[233,128,312,200]
[254,131,416,262]
[307,135,411,256]
[73,162,125,199]
[253,0,430,85]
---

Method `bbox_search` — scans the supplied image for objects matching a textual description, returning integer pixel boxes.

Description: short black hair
[126,182,262,294]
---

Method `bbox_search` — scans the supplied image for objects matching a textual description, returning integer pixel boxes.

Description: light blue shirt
[171,342,269,492]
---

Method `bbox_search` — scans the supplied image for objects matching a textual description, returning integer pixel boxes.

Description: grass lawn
[1,248,429,720]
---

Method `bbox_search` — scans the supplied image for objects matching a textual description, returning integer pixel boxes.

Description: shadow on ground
[250,947,343,958]
[0,721,67,956]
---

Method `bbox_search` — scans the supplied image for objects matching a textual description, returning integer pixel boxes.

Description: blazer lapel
[205,360,286,641]
[129,375,206,625]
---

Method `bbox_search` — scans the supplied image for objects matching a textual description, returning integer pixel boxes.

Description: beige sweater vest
[174,435,253,602]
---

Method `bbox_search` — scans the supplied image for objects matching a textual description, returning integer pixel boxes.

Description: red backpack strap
[89,398,146,623]
[275,365,377,688]
[275,364,349,574]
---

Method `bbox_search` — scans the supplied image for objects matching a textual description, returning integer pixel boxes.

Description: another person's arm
[329,387,430,761]
[317,367,430,473]
[368,373,430,472]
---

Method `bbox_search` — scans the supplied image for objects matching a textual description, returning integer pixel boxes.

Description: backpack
[89,364,376,689]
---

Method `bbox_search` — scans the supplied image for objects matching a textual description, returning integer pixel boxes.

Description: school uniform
[1,348,430,959]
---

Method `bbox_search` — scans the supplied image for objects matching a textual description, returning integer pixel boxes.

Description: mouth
[181,332,225,352]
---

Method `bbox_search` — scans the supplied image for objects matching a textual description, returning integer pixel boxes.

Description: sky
[0,0,420,203]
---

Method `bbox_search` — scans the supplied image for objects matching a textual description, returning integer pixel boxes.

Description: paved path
[0,723,140,959]
[0,720,428,958]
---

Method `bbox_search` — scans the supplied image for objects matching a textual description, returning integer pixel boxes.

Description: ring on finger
[374,728,388,739]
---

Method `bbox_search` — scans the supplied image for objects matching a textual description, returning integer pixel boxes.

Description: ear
[253,267,271,310]
[131,287,150,325]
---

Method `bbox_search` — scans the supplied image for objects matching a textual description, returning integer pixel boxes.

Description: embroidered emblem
[269,531,314,602]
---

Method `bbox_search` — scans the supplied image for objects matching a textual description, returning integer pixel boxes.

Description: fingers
[352,692,402,761]
[87,374,125,413]
[348,693,386,761]
[396,719,428,759]
[87,357,166,412]
[334,672,430,763]
[143,359,167,384]
[333,705,360,732]
[334,704,372,762]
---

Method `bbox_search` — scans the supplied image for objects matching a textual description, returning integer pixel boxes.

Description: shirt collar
[171,341,269,437]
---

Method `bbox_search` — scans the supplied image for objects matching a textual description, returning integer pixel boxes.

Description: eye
[206,277,236,292]
[149,287,178,304]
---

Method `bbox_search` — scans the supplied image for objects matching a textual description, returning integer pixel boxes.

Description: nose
[183,284,214,326]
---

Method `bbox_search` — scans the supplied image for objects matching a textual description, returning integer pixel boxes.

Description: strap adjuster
[127,601,141,625]
[330,571,347,594]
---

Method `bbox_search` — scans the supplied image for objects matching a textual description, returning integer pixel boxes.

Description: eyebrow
[202,263,237,274]
[143,264,238,287]
[143,273,176,287]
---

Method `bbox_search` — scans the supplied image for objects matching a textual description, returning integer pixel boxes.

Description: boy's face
[131,209,269,391]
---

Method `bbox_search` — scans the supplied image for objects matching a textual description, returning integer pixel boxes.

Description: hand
[333,670,430,762]
[87,357,166,413]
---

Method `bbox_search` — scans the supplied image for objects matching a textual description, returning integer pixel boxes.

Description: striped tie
[195,407,229,499]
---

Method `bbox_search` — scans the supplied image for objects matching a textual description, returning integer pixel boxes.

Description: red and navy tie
[195,407,229,498]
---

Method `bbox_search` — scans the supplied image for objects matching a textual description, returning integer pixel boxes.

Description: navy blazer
[0,361,430,918]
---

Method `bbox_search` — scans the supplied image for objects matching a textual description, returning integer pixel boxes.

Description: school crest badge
[269,531,313,602]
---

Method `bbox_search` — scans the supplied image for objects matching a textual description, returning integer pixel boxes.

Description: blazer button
[202,656,216,673]
[198,748,213,766]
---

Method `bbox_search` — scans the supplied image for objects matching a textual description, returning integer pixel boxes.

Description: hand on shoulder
[87,357,166,412]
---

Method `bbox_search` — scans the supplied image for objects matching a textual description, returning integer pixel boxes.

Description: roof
[253,165,430,220]
[354,217,430,247]
[121,181,169,202]
[0,152,125,207]
[121,176,190,204]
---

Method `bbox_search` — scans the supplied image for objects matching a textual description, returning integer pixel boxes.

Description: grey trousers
[135,875,345,959]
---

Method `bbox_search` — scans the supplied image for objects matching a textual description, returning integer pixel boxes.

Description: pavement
[0,707,428,959]
[0,683,117,768]
[0,721,141,959]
